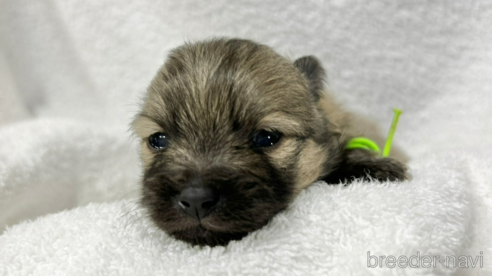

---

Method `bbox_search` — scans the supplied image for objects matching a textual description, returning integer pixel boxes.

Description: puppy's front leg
[324,148,408,184]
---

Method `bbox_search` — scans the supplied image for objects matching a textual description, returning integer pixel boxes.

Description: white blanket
[1,1,491,275]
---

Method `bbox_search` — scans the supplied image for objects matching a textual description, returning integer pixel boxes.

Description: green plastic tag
[345,108,402,158]
[345,137,380,152]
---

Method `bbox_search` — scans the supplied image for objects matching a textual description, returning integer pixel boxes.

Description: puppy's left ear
[294,56,326,102]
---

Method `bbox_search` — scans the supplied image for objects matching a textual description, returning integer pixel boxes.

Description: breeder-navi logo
[367,251,484,269]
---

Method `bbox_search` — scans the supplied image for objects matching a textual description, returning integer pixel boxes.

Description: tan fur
[317,92,352,137]
[258,112,304,137]
[132,116,163,140]
[295,139,328,194]
[139,144,154,169]
[131,117,162,168]
[267,138,300,169]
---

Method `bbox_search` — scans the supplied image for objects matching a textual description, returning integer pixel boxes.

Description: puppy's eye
[253,130,281,148]
[148,133,168,150]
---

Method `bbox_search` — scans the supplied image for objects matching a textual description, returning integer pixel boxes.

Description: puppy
[132,38,407,247]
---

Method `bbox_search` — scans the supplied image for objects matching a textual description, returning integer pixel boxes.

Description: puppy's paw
[357,157,408,182]
[324,149,408,183]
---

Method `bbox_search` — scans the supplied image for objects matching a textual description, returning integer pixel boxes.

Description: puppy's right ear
[294,56,326,102]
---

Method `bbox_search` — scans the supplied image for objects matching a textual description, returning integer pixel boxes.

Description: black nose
[178,187,220,219]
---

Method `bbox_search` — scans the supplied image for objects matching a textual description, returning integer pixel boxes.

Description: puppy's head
[132,38,340,246]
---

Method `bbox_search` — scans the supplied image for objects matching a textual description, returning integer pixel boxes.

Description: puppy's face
[132,39,339,246]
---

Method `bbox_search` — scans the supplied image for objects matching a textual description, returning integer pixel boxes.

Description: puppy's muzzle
[178,186,220,220]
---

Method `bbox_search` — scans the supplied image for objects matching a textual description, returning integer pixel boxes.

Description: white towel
[1,0,491,275]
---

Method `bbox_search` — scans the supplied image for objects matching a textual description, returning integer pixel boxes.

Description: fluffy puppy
[132,38,407,247]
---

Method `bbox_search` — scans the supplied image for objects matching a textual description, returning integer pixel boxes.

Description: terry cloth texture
[1,1,491,275]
